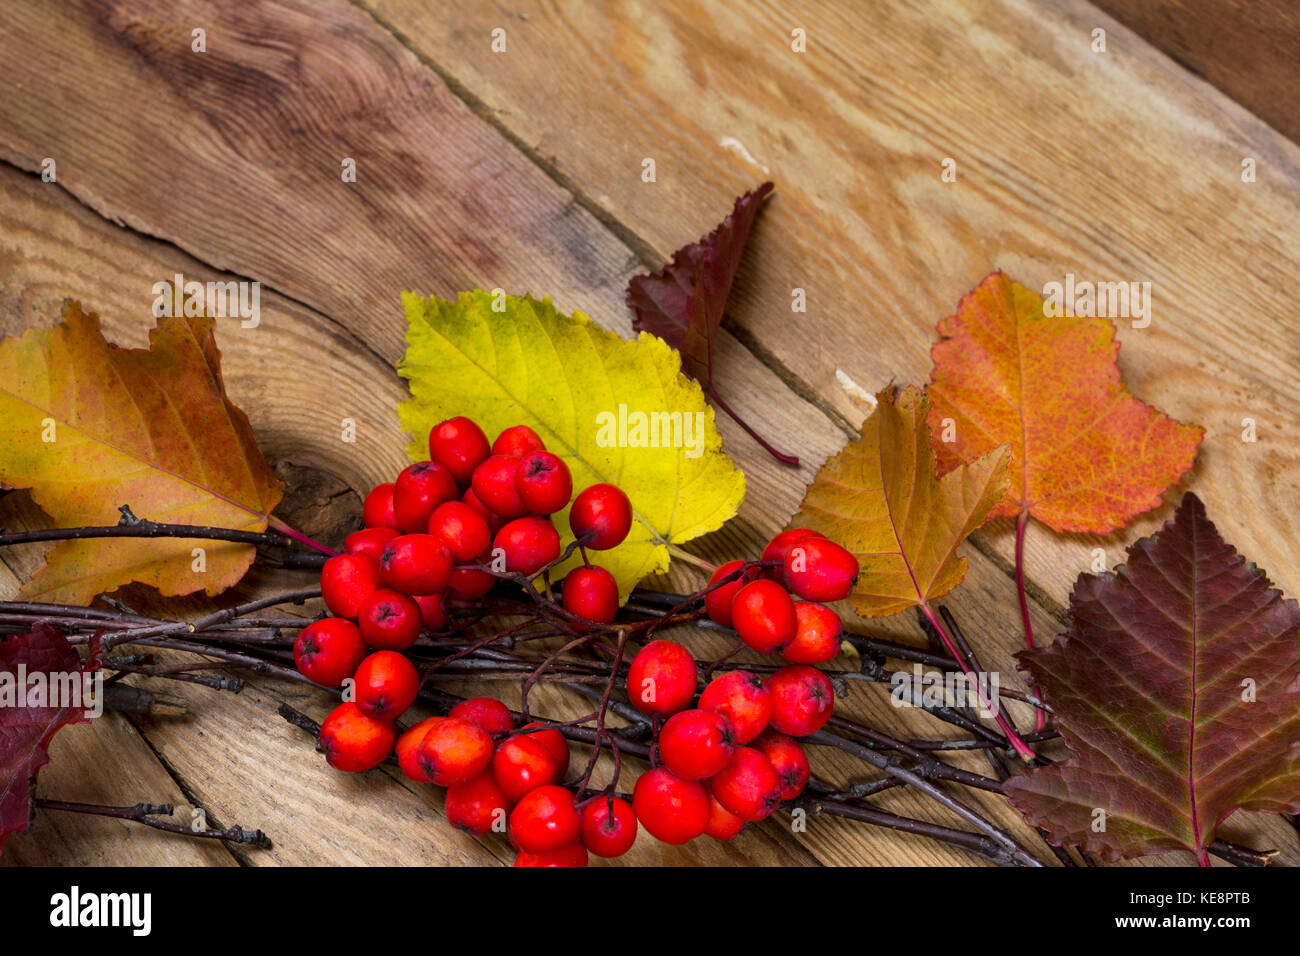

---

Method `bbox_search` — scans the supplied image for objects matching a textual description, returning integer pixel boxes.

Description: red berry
[704,786,746,841]
[658,708,736,780]
[493,734,560,801]
[509,785,580,853]
[783,537,859,602]
[417,716,493,786]
[561,565,620,625]
[568,483,632,551]
[626,640,697,717]
[493,516,561,576]
[362,482,398,530]
[731,579,798,654]
[412,593,447,632]
[429,417,491,485]
[632,768,709,844]
[294,618,367,687]
[320,552,383,618]
[522,722,570,778]
[448,567,495,600]
[319,702,394,773]
[344,526,399,562]
[766,665,835,737]
[493,424,546,458]
[471,455,528,519]
[580,796,638,858]
[427,500,492,562]
[396,716,443,782]
[357,588,422,651]
[353,650,419,720]
[394,461,459,532]
[449,697,515,735]
[761,528,823,582]
[461,487,504,537]
[379,533,453,595]
[446,773,511,835]
[710,747,783,821]
[698,670,773,744]
[753,730,811,800]
[514,451,573,515]
[784,602,843,664]
[704,560,759,628]
[514,842,587,867]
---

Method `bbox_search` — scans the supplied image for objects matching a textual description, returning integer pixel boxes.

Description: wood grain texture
[0,165,819,866]
[0,0,1296,866]
[1094,0,1300,145]
[362,0,1300,645]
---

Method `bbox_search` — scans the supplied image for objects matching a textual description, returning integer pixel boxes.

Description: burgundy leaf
[627,181,772,386]
[627,182,796,465]
[1,624,101,851]
[1005,492,1300,863]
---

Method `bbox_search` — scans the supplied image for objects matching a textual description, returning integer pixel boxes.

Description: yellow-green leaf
[794,386,1009,618]
[398,291,745,598]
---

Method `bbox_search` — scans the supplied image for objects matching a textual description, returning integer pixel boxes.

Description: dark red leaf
[627,183,796,465]
[1005,493,1300,863]
[627,181,773,387]
[0,624,102,852]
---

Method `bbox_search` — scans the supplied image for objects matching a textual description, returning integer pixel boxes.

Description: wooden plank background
[0,0,1297,866]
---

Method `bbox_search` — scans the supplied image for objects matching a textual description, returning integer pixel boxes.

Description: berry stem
[707,386,800,466]
[919,601,1036,762]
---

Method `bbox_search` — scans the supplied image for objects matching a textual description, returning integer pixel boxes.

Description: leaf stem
[707,386,800,466]
[1015,509,1048,733]
[666,545,717,575]
[919,601,1036,762]
[268,517,339,557]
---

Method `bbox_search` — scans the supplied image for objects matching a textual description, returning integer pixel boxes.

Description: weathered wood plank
[362,0,1300,619]
[0,164,818,865]
[1094,0,1300,145]
[1,0,1294,865]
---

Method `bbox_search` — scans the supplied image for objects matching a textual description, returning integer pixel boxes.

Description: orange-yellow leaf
[926,273,1202,534]
[794,386,1009,618]
[0,302,283,604]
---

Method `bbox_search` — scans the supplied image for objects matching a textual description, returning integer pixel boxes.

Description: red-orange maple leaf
[926,272,1202,534]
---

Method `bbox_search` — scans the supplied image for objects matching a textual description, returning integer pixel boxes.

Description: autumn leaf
[1005,493,1300,864]
[627,181,772,387]
[626,182,795,464]
[398,291,745,599]
[794,386,1010,618]
[926,272,1202,533]
[0,301,283,604]
[1,624,101,853]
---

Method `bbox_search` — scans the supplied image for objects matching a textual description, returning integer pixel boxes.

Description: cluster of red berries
[707,527,859,662]
[615,529,857,847]
[291,416,860,864]
[624,640,825,845]
[293,415,633,781]
[395,696,624,867]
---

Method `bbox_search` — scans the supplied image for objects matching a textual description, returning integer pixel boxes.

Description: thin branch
[34,799,271,849]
